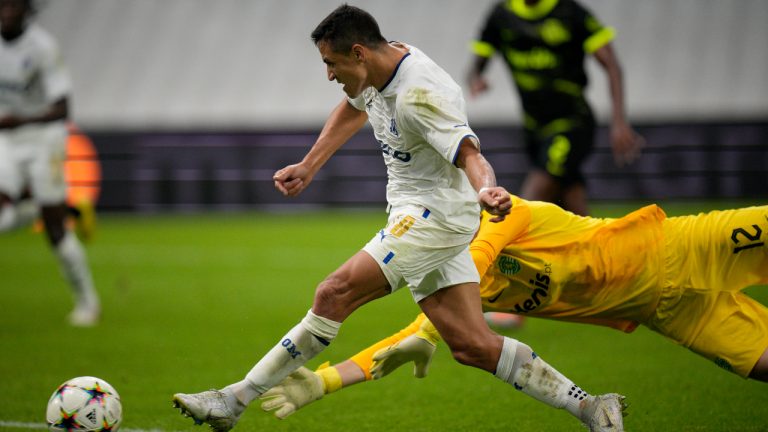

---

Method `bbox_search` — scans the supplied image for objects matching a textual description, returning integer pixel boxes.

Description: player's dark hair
[0,0,36,15]
[311,4,387,53]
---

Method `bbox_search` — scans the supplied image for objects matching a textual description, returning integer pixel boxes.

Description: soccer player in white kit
[0,0,99,326]
[173,5,625,431]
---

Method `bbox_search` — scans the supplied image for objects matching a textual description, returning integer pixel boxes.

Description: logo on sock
[281,338,302,359]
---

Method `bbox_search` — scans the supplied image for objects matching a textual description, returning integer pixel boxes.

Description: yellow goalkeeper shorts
[646,205,768,377]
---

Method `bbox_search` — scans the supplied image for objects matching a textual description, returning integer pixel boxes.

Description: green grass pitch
[1,201,767,431]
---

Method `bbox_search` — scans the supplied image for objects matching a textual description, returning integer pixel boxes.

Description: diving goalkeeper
[260,196,768,419]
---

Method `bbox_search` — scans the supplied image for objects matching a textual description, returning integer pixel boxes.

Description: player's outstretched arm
[273,98,367,197]
[259,314,441,419]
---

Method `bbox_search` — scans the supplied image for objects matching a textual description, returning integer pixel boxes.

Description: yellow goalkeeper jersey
[471,195,667,332]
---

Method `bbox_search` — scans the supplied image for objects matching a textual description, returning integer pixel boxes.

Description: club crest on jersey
[498,255,521,275]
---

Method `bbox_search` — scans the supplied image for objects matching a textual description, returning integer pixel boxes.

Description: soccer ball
[46,376,122,431]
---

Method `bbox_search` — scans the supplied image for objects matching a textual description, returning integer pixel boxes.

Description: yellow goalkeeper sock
[315,362,343,394]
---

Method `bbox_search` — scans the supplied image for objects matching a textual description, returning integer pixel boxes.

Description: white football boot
[581,393,628,432]
[173,390,243,432]
[68,303,100,327]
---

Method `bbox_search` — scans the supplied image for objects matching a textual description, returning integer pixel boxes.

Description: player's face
[318,40,367,98]
[0,0,27,38]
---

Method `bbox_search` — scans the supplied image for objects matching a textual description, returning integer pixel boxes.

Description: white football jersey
[348,44,480,235]
[0,24,71,118]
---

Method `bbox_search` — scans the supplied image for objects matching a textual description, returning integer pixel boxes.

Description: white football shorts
[362,204,480,302]
[0,123,68,204]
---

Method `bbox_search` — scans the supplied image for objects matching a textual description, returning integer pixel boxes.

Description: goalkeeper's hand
[259,367,324,420]
[370,333,437,379]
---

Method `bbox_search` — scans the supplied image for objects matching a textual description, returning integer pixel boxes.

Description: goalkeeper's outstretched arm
[260,313,442,419]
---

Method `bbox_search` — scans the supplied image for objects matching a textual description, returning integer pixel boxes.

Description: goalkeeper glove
[370,333,437,379]
[259,366,325,419]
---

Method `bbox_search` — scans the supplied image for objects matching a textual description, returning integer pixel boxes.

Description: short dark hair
[311,4,387,53]
[0,0,35,14]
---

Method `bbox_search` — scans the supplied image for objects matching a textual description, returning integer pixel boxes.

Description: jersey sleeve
[397,86,477,164]
[574,2,616,54]
[470,195,531,277]
[38,36,71,103]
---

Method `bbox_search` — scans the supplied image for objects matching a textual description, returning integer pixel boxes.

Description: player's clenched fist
[478,186,512,222]
[273,163,313,197]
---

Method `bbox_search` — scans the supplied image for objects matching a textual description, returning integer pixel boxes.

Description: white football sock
[495,337,592,419]
[225,309,341,409]
[55,231,99,309]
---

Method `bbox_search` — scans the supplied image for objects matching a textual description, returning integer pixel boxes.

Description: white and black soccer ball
[46,376,122,431]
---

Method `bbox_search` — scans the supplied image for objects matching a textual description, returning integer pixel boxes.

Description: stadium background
[39,0,768,211]
[2,1,767,431]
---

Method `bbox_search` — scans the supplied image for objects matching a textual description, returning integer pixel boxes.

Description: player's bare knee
[312,275,355,320]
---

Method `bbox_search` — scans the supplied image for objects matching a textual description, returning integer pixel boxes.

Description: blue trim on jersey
[383,251,395,264]
[379,52,411,92]
[422,208,431,219]
[452,134,478,165]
